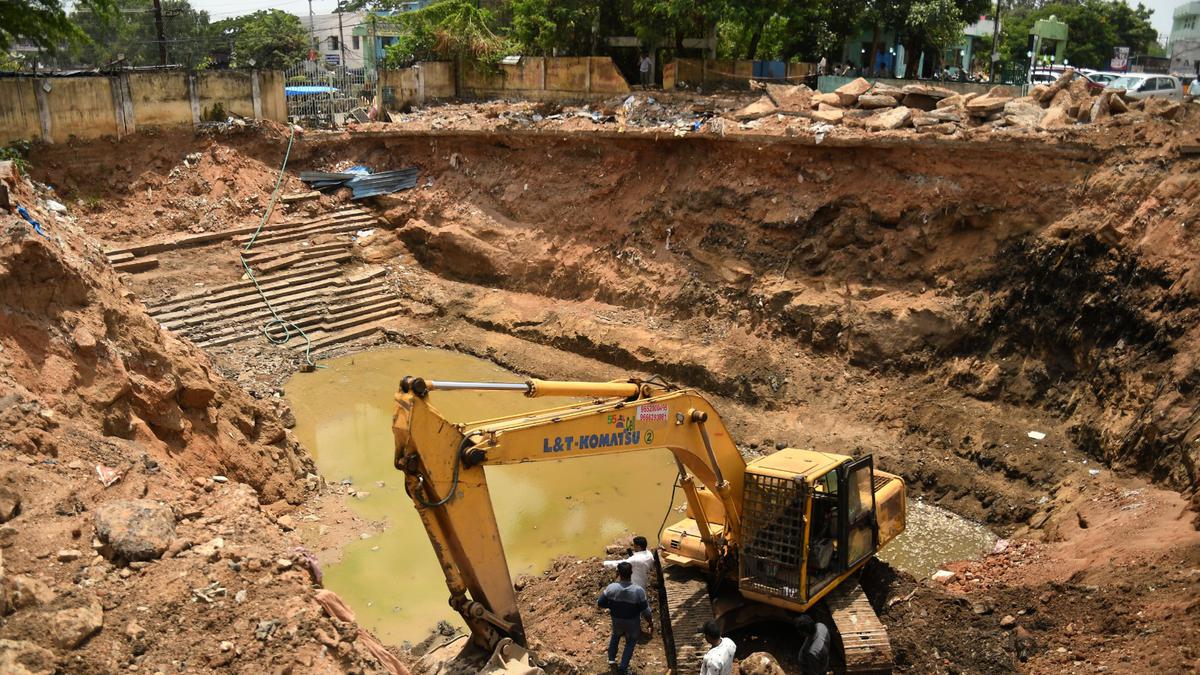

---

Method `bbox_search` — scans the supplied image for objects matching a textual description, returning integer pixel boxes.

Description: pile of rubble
[734,68,1187,134]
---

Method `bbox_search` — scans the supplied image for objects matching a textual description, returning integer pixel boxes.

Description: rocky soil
[8,96,1200,673]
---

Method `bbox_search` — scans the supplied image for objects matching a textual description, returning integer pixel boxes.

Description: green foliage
[508,0,599,56]
[71,0,213,68]
[214,9,308,70]
[0,140,32,172]
[0,0,117,53]
[905,0,963,53]
[381,0,513,68]
[998,1,1158,70]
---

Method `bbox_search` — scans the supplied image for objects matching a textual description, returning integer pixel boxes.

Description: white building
[298,12,368,69]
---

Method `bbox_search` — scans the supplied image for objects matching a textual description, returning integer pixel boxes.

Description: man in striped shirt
[598,561,653,673]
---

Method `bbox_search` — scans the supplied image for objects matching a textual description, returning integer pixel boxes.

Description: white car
[1084,71,1124,86]
[1104,74,1184,101]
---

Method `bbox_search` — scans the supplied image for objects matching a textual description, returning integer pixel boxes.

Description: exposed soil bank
[11,106,1200,673]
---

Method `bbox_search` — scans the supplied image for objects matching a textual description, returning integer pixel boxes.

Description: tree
[71,0,213,68]
[214,9,308,70]
[508,0,600,56]
[1,0,117,53]
[380,0,512,68]
[998,1,1159,71]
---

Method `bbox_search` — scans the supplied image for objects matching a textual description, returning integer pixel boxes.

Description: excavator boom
[391,374,905,672]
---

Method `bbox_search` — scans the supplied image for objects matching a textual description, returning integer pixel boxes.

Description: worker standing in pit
[700,620,736,675]
[795,615,831,675]
[603,535,655,589]
[598,561,653,673]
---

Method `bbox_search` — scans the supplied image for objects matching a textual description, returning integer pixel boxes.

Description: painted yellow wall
[197,71,255,120]
[0,80,41,142]
[44,77,118,141]
[128,72,192,128]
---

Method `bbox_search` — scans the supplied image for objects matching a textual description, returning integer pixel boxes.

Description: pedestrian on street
[639,53,653,89]
[598,561,653,673]
[700,620,736,675]
[603,536,656,589]
[795,615,831,675]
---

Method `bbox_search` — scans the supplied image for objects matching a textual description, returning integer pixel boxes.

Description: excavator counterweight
[392,375,906,672]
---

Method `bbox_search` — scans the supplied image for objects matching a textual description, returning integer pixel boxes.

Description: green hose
[238,125,319,368]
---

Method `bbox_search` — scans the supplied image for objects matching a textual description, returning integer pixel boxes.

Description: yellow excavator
[392,376,906,673]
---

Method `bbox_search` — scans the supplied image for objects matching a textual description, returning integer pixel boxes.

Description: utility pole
[308,0,317,60]
[371,14,382,113]
[152,0,167,66]
[989,0,1002,83]
[337,3,346,69]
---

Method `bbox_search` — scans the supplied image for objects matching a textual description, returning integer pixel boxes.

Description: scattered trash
[1088,468,1100,476]
[811,123,834,144]
[44,199,67,213]
[1027,431,1046,441]
[192,581,227,603]
[96,464,122,487]
[353,229,375,240]
[211,475,228,483]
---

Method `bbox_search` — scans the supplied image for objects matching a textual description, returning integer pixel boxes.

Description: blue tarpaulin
[285,86,338,97]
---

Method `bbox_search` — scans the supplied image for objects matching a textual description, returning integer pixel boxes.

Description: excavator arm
[391,376,748,650]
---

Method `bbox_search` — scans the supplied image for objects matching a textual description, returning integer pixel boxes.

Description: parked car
[1104,74,1184,101]
[1084,71,1125,86]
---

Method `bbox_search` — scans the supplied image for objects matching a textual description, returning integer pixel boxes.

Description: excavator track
[659,565,713,670]
[825,582,893,674]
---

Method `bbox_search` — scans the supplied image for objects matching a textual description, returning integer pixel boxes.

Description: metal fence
[283,61,376,128]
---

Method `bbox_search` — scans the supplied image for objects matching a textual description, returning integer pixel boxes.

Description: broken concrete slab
[813,92,842,107]
[810,109,844,124]
[1040,106,1073,129]
[858,94,898,109]
[834,77,872,106]
[937,92,978,110]
[732,96,778,121]
[901,84,956,99]
[865,106,913,130]
[763,83,813,112]
[966,96,1011,116]
[1003,100,1045,128]
[868,83,905,101]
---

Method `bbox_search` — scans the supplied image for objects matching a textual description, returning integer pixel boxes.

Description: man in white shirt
[700,620,736,675]
[603,536,655,589]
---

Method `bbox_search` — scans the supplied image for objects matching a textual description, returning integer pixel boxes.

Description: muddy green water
[286,347,995,644]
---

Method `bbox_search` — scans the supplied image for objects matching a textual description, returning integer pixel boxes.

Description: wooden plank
[113,257,159,273]
[234,216,381,248]
[281,190,321,203]
[107,251,135,263]
[171,283,388,336]
[153,275,341,324]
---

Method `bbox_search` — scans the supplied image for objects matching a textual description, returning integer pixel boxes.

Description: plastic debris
[1027,431,1046,441]
[1088,468,1100,476]
[16,205,49,238]
[96,464,122,487]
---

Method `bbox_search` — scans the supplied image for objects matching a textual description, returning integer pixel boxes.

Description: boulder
[51,596,103,648]
[0,639,56,675]
[809,109,844,124]
[93,499,176,564]
[1003,100,1045,127]
[834,77,873,106]
[733,96,777,121]
[813,92,843,107]
[857,94,898,109]
[738,651,787,675]
[0,487,20,523]
[901,83,956,99]
[931,569,956,583]
[865,106,912,130]
[2,575,56,612]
